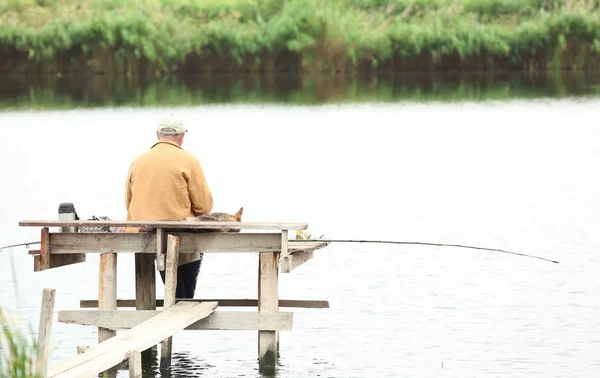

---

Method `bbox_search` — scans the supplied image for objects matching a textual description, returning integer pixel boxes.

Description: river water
[1,73,600,377]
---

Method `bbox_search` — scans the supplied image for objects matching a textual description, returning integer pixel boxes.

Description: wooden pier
[20,209,329,377]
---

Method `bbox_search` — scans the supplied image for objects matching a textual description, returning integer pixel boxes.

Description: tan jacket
[125,140,213,231]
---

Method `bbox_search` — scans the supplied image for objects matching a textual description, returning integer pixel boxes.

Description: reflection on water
[1,71,600,110]
[96,347,278,378]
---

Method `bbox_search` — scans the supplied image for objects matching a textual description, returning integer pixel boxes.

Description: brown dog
[139,207,243,233]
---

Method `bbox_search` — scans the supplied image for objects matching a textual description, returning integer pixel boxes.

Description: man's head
[156,114,188,146]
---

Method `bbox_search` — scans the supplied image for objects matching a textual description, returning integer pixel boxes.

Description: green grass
[0,258,41,378]
[1,0,600,74]
[0,309,41,378]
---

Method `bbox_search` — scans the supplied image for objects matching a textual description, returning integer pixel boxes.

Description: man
[125,114,214,299]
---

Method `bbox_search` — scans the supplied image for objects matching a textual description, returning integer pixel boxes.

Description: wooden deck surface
[19,219,308,230]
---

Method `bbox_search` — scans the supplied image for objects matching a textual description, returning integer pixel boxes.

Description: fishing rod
[1,239,559,264]
[0,241,40,250]
[289,239,560,264]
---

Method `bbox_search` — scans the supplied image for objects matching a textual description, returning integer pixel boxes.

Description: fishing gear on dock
[289,238,559,264]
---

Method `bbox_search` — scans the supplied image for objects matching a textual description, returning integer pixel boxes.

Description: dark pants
[159,255,203,299]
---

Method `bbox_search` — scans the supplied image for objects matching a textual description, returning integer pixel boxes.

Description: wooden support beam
[58,310,293,331]
[47,232,281,255]
[128,350,142,378]
[160,234,180,371]
[79,298,329,309]
[46,301,218,378]
[281,250,315,273]
[156,228,166,271]
[134,252,156,359]
[39,228,50,271]
[257,231,283,372]
[98,252,117,343]
[35,288,56,378]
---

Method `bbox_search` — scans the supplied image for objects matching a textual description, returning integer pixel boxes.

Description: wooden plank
[47,301,218,378]
[48,232,281,254]
[80,298,329,309]
[288,241,330,253]
[160,234,180,370]
[282,240,329,273]
[281,250,314,273]
[33,254,87,272]
[98,252,117,343]
[19,219,308,230]
[59,310,294,331]
[128,350,142,378]
[35,288,56,378]
[258,249,280,371]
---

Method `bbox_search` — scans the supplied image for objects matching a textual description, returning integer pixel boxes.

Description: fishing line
[289,239,560,264]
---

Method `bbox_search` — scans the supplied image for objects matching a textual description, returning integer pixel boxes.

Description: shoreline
[1,1,600,75]
[1,71,600,110]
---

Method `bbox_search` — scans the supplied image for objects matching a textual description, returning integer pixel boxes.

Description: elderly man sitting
[124,114,214,299]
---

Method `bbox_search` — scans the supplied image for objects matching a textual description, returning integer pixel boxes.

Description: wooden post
[35,288,56,378]
[156,228,166,271]
[128,350,142,378]
[98,252,117,343]
[135,253,156,311]
[39,227,50,271]
[160,234,180,371]
[135,252,156,359]
[257,230,285,371]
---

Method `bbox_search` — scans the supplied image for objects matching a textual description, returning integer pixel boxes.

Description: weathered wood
[160,234,180,371]
[35,288,56,378]
[80,298,329,309]
[59,310,294,331]
[33,226,86,272]
[46,301,218,378]
[156,228,166,271]
[258,249,280,370]
[19,219,308,230]
[47,232,281,255]
[39,228,50,271]
[282,250,314,273]
[282,240,328,273]
[135,252,157,360]
[33,253,87,272]
[128,350,142,378]
[98,252,117,343]
[276,231,287,352]
[135,254,156,312]
[287,241,330,253]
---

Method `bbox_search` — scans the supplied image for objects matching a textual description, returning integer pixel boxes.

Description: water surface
[1,74,600,377]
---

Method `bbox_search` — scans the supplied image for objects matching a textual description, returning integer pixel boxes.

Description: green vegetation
[1,0,600,74]
[0,308,41,378]
[0,259,41,378]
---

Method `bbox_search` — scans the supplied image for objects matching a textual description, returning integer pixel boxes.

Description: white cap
[157,114,187,135]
